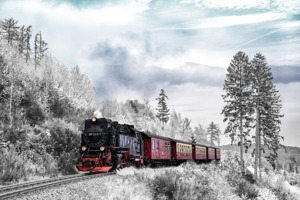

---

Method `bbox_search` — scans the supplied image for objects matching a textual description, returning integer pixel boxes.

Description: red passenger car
[193,144,207,161]
[142,132,171,164]
[171,139,193,161]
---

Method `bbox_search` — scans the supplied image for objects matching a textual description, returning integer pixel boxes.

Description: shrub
[58,152,78,175]
[128,162,239,200]
[0,147,28,184]
[222,150,259,199]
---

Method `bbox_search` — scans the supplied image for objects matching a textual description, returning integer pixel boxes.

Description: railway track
[0,172,115,199]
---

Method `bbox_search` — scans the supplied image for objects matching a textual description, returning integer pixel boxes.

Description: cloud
[272,65,300,83]
[90,42,226,99]
[152,12,287,31]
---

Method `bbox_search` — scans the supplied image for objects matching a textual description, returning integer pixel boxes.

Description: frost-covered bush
[117,162,240,200]
[282,171,300,187]
[58,152,78,175]
[261,170,300,200]
[220,150,259,199]
[0,147,28,184]
[256,188,278,200]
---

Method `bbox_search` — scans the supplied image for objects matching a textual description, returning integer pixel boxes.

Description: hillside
[221,144,300,170]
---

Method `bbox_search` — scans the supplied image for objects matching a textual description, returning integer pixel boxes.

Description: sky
[0,0,299,147]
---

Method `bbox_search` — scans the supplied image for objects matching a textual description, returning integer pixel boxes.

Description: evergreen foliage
[222,51,254,172]
[251,53,284,180]
[34,31,48,69]
[155,89,170,129]
[0,18,19,45]
[206,121,221,146]
[192,123,208,144]
[222,51,284,180]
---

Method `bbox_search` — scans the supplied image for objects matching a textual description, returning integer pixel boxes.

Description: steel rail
[0,172,115,199]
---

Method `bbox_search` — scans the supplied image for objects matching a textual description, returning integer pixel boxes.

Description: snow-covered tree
[181,117,193,141]
[18,25,25,54]
[0,18,19,45]
[192,123,207,144]
[18,25,31,62]
[221,51,254,173]
[251,53,284,180]
[155,89,170,129]
[34,31,48,69]
[206,121,221,146]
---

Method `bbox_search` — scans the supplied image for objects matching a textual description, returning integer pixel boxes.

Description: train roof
[141,132,171,141]
[193,143,219,149]
[168,138,193,145]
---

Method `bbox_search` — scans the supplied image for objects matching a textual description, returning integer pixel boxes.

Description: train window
[152,139,155,149]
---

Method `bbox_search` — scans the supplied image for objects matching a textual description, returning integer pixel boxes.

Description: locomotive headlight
[92,117,97,122]
[81,146,87,151]
[100,146,105,151]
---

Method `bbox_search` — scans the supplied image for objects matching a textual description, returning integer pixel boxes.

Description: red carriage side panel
[194,145,207,160]
[150,138,171,160]
[208,147,216,160]
[142,132,171,161]
[143,138,152,160]
[174,142,193,160]
[216,148,221,160]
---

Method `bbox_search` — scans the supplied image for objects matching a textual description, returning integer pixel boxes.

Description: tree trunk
[259,130,262,180]
[9,70,14,127]
[254,105,259,180]
[240,112,245,174]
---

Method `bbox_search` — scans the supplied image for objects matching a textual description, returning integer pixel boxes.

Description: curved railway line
[0,172,115,199]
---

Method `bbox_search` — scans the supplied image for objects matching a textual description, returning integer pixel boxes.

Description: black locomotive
[76,117,144,172]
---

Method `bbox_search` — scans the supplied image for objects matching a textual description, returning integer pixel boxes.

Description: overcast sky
[1,0,299,147]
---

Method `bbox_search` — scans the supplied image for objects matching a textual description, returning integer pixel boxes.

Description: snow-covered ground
[11,160,300,200]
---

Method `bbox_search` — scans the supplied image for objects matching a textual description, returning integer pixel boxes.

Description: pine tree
[0,18,19,45]
[155,89,170,129]
[34,31,48,69]
[18,25,25,54]
[221,51,254,173]
[251,53,283,180]
[206,122,221,146]
[24,26,32,62]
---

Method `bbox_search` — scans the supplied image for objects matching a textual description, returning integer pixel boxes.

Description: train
[76,117,221,172]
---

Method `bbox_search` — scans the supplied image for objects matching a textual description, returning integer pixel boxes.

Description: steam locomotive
[76,117,220,173]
